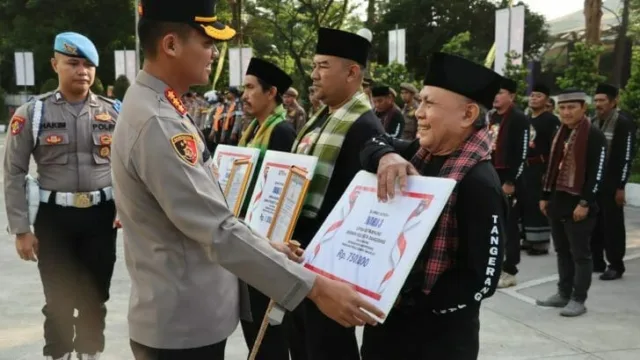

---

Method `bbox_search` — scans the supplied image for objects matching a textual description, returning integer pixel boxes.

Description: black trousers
[521,162,551,245]
[503,176,525,275]
[130,339,226,360]
[591,186,626,272]
[34,200,117,358]
[361,302,480,360]
[303,299,360,360]
[287,302,309,360]
[550,216,596,302]
[240,285,289,360]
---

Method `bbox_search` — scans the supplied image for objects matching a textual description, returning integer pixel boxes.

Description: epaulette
[97,95,122,114]
[31,91,56,103]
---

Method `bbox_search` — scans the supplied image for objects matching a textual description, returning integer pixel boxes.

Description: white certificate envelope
[245,150,317,236]
[303,170,456,323]
[212,145,261,191]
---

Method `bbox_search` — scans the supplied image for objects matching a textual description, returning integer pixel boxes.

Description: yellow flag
[213,42,228,89]
[484,0,514,69]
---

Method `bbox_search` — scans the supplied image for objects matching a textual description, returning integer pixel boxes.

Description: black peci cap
[531,83,550,96]
[139,0,235,41]
[595,83,619,98]
[315,27,371,66]
[245,58,292,96]
[371,85,392,97]
[500,78,518,93]
[423,52,502,109]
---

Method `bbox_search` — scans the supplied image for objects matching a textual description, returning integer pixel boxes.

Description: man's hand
[113,219,122,229]
[377,153,419,202]
[16,232,38,262]
[539,200,548,217]
[573,204,588,222]
[308,275,385,327]
[615,189,626,207]
[502,182,515,196]
[270,241,304,263]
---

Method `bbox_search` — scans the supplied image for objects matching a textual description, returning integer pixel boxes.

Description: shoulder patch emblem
[99,146,110,158]
[171,133,198,166]
[95,113,112,122]
[10,116,26,135]
[165,88,187,116]
[45,134,63,144]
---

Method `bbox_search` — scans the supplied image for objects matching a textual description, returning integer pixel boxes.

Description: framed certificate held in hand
[267,166,310,243]
[224,158,253,216]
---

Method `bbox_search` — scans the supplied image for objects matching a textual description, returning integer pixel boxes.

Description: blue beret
[54,32,99,67]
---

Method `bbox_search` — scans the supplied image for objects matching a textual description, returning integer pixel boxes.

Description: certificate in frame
[266,166,310,243]
[224,158,253,216]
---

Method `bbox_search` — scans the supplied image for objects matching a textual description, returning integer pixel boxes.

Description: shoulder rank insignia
[95,113,112,122]
[9,116,26,135]
[165,88,187,116]
[113,99,122,114]
[171,133,198,166]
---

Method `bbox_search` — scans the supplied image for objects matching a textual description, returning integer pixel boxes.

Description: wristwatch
[578,200,589,208]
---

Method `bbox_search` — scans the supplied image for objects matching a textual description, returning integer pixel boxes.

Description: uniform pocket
[92,132,112,164]
[36,132,70,164]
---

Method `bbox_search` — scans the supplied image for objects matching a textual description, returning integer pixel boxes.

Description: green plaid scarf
[291,91,372,218]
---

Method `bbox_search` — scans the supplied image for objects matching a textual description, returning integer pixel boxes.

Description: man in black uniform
[290,27,385,360]
[4,32,120,360]
[371,85,404,137]
[537,89,607,317]
[490,78,529,288]
[521,83,560,255]
[591,83,637,280]
[359,52,506,360]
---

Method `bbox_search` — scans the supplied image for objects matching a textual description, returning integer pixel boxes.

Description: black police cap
[139,0,235,41]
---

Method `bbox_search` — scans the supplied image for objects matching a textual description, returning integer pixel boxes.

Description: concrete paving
[1,133,639,359]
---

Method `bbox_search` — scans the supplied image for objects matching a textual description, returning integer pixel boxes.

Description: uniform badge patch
[63,42,78,55]
[171,133,198,166]
[10,116,26,135]
[165,88,187,116]
[95,113,112,122]
[45,135,63,144]
[99,134,112,145]
[99,146,110,158]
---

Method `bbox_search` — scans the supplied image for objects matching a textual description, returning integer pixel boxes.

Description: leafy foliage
[502,51,529,108]
[40,78,58,94]
[440,32,472,59]
[556,42,606,95]
[372,0,548,78]
[369,61,420,106]
[113,75,130,101]
[91,77,104,95]
[619,46,640,179]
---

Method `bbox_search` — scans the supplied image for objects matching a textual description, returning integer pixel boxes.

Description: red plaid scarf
[410,128,493,294]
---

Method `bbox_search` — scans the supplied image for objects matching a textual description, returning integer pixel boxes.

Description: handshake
[268,240,384,328]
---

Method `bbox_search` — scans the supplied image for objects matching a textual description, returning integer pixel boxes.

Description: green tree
[556,42,606,95]
[40,78,59,94]
[113,75,130,101]
[440,32,472,59]
[619,46,640,180]
[502,51,529,108]
[91,77,105,95]
[372,0,548,77]
[244,0,355,94]
[369,61,420,106]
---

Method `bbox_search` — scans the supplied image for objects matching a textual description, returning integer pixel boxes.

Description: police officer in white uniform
[4,32,120,360]
[113,1,384,359]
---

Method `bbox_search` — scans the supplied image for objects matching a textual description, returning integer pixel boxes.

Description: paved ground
[1,133,640,359]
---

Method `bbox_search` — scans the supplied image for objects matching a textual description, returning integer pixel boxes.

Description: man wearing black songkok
[359,52,506,360]
[490,78,530,289]
[371,85,404,137]
[520,83,560,255]
[590,83,637,280]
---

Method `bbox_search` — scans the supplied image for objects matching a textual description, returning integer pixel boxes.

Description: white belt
[39,187,113,208]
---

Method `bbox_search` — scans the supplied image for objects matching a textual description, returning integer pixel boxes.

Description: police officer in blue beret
[4,31,121,360]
